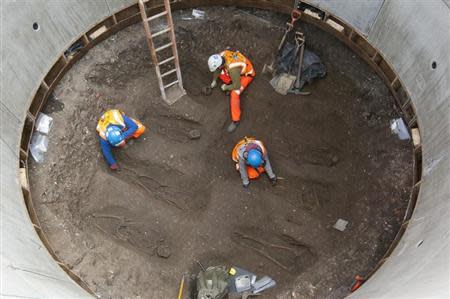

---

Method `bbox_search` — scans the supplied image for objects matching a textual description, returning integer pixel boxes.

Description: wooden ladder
[138,0,185,104]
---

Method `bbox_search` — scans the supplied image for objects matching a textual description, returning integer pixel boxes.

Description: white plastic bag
[30,132,49,163]
[390,118,410,140]
[35,112,53,135]
[192,9,205,19]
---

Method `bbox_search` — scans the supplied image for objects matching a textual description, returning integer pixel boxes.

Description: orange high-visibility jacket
[221,50,255,77]
[232,137,267,163]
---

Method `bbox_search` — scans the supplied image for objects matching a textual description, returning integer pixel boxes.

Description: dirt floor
[29,7,413,299]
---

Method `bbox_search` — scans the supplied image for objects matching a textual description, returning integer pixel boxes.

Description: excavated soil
[29,7,413,299]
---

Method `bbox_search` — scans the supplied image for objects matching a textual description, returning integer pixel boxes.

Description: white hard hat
[208,54,223,72]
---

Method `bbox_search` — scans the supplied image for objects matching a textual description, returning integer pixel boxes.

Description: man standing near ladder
[208,50,255,133]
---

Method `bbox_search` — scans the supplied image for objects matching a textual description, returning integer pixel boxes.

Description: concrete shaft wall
[1,0,449,298]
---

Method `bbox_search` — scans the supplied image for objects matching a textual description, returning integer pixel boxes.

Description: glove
[110,163,118,170]
[243,182,249,189]
[270,176,277,186]
[221,83,228,91]
[210,80,217,88]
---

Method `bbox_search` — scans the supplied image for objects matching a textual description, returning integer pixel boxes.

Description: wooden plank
[326,18,344,33]
[303,8,321,19]
[412,128,421,148]
[19,168,29,191]
[41,81,49,90]
[88,25,107,39]
[20,148,28,161]
[115,4,140,22]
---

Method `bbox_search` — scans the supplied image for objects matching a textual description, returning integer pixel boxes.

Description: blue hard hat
[247,149,263,168]
[105,125,124,147]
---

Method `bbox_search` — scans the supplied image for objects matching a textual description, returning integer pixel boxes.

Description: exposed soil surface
[29,7,413,299]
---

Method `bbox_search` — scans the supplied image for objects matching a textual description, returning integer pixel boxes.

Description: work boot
[270,176,278,186]
[227,121,239,133]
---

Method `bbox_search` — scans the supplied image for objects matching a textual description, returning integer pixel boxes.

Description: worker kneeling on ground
[208,50,255,133]
[96,109,145,170]
[232,137,277,188]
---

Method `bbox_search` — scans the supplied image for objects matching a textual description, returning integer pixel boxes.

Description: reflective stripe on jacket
[220,50,255,77]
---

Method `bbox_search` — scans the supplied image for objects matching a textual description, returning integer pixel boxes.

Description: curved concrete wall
[1,0,449,298]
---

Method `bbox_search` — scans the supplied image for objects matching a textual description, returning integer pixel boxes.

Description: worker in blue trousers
[96,109,145,170]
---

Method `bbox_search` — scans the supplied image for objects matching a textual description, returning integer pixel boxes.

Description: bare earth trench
[29,7,413,299]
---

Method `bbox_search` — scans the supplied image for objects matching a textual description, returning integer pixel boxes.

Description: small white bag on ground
[30,132,49,163]
[390,118,410,140]
[192,9,205,19]
[35,112,53,135]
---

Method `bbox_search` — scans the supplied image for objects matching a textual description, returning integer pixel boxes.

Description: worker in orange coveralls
[232,137,277,188]
[208,50,255,133]
[96,109,145,170]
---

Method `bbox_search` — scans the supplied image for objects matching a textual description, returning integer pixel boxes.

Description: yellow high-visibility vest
[96,109,125,140]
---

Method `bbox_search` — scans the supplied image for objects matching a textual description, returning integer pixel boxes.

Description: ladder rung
[164,80,179,89]
[158,56,175,66]
[152,27,171,37]
[155,42,173,52]
[161,68,177,77]
[148,11,167,21]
